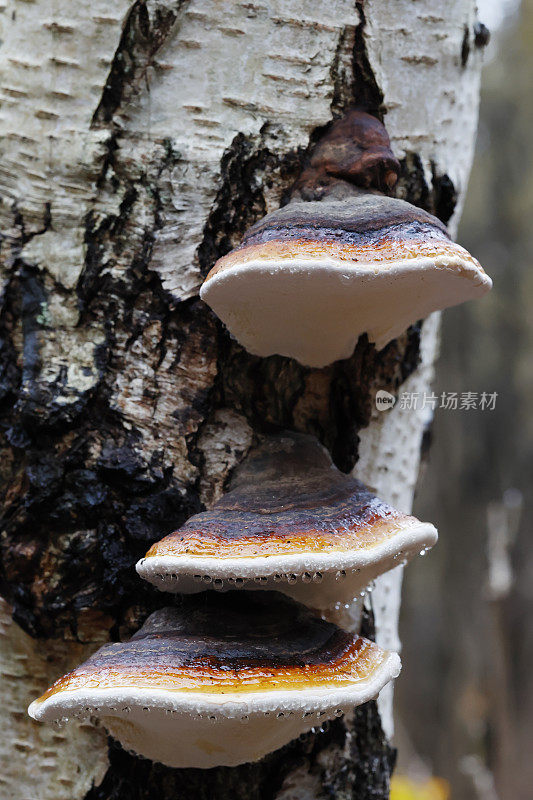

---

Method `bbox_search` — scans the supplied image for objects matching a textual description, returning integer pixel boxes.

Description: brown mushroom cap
[295,109,401,193]
[200,194,491,367]
[28,592,400,768]
[137,432,437,607]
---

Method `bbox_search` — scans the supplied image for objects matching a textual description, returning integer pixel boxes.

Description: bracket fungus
[200,110,492,367]
[137,432,438,607]
[28,593,401,768]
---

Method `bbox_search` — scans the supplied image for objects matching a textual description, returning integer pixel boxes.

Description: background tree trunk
[0,1,485,798]
[398,5,532,798]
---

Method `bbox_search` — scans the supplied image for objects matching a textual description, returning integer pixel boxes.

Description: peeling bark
[0,1,484,797]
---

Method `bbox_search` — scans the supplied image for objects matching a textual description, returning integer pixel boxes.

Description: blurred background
[394,1,532,798]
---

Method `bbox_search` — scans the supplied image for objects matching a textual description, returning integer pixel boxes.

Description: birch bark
[0,1,485,797]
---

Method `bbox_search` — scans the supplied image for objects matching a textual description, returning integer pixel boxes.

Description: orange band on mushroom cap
[206,237,482,281]
[37,636,387,702]
[137,433,438,607]
[32,594,392,707]
[146,511,420,560]
[143,435,421,560]
[29,593,401,769]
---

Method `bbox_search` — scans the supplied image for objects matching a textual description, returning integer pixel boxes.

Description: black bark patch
[19,266,46,392]
[397,153,432,213]
[432,168,457,225]
[353,1,385,116]
[11,268,100,431]
[461,25,471,68]
[92,1,188,126]
[474,21,491,49]
[330,24,354,114]
[398,154,458,227]
[197,131,304,277]
[0,275,22,409]
[344,702,397,798]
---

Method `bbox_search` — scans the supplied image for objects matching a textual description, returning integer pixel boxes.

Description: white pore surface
[136,522,437,608]
[200,257,491,367]
[28,650,400,768]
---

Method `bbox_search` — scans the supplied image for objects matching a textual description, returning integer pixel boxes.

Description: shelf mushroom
[200,111,492,367]
[136,432,438,608]
[28,592,401,768]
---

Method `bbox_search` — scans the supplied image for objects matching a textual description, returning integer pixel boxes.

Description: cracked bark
[0,1,483,797]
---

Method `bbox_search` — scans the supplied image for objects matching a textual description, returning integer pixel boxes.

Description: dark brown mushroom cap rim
[143,432,427,560]
[244,194,448,247]
[30,593,396,709]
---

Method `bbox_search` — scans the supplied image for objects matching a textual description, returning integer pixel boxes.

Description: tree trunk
[0,1,485,798]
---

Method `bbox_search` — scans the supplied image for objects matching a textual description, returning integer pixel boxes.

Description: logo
[375,390,396,412]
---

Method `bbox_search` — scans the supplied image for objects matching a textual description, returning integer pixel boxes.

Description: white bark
[0,1,484,796]
[0,599,109,799]
[365,0,482,230]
